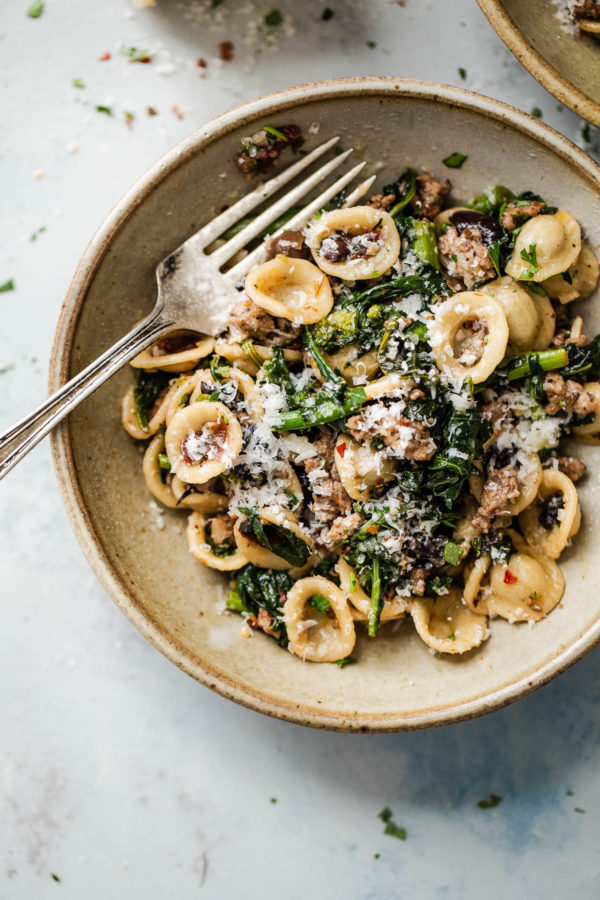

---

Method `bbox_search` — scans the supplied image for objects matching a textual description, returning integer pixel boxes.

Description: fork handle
[0,311,174,481]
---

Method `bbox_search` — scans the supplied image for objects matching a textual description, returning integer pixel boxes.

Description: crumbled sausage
[318,230,382,263]
[550,331,589,348]
[482,400,511,430]
[573,0,600,19]
[368,192,396,210]
[410,173,451,220]
[456,318,488,366]
[409,567,428,596]
[538,493,564,530]
[325,512,365,546]
[252,607,281,639]
[543,372,596,417]
[542,455,587,483]
[234,124,303,179]
[438,225,496,288]
[303,432,353,526]
[152,334,200,356]
[500,200,545,232]
[208,513,234,547]
[472,467,520,532]
[346,402,436,461]
[266,230,310,260]
[228,299,300,345]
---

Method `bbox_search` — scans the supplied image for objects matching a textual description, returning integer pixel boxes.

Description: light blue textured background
[2,1,600,897]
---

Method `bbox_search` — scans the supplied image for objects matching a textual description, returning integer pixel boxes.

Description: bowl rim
[477,0,600,127]
[50,76,600,732]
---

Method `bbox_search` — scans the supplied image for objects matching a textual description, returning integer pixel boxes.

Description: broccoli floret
[309,306,358,352]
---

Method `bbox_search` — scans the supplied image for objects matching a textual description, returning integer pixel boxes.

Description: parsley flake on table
[582,123,592,143]
[27,1,44,18]
[519,243,540,279]
[96,105,112,115]
[270,797,277,804]
[73,78,85,88]
[0,279,15,293]
[366,40,377,48]
[443,151,468,168]
[120,45,152,63]
[477,793,503,809]
[378,808,407,840]
[531,107,543,118]
[264,9,283,26]
[458,67,467,80]
[335,656,356,668]
[50,873,60,882]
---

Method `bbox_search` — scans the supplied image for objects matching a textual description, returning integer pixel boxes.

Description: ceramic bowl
[50,78,600,732]
[478,0,600,126]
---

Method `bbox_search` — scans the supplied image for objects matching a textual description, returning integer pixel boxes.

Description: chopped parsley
[366,40,377,48]
[378,808,407,840]
[264,9,283,26]
[336,656,356,668]
[458,67,467,80]
[27,0,44,17]
[519,243,541,279]
[270,797,277,804]
[96,105,112,116]
[582,123,592,144]
[308,593,331,612]
[574,807,585,814]
[531,107,543,118]
[51,873,60,882]
[0,279,15,293]
[477,793,503,809]
[73,78,85,88]
[488,241,502,277]
[442,152,468,168]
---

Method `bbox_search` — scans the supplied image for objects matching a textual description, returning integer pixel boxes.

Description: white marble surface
[2,1,600,897]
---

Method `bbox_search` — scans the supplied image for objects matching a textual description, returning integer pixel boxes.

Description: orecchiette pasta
[245,255,333,324]
[130,334,214,373]
[338,559,409,623]
[519,469,581,559]
[429,291,509,383]
[307,206,400,281]
[572,381,600,438]
[478,276,549,353]
[214,339,302,376]
[410,588,488,654]
[505,211,581,282]
[319,345,380,385]
[121,379,176,440]
[462,555,492,615]
[187,512,248,571]
[487,550,564,622]
[233,507,315,574]
[165,401,243,485]
[542,244,600,304]
[334,433,397,501]
[285,576,356,662]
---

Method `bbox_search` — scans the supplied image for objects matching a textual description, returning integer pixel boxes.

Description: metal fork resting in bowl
[0,137,375,481]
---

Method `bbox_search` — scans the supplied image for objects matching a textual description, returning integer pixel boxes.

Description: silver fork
[0,137,375,481]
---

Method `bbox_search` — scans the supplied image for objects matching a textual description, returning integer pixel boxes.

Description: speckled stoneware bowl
[50,78,600,732]
[478,0,600,127]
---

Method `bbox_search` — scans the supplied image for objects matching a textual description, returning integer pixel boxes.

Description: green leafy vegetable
[263,124,288,142]
[519,243,541,279]
[458,67,467,80]
[73,78,85,88]
[27,0,43,17]
[228,564,293,644]
[442,152,468,168]
[477,794,503,809]
[428,409,493,508]
[488,241,502,277]
[158,453,171,470]
[368,557,382,637]
[96,105,112,115]
[379,808,407,840]
[0,279,15,293]
[443,541,464,567]
[336,656,356,668]
[133,370,171,431]
[264,9,283,26]
[309,593,331,612]
[239,507,311,568]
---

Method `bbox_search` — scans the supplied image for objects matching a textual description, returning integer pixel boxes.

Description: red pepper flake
[98,51,111,61]
[342,546,350,555]
[171,105,184,120]
[504,569,518,585]
[376,477,384,485]
[197,57,207,68]
[336,442,346,457]
[218,40,234,62]
[147,106,158,116]
[366,524,379,535]
[124,111,134,128]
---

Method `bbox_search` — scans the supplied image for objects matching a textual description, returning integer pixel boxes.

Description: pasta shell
[519,469,581,559]
[542,244,600,304]
[334,433,397,501]
[429,291,509,384]
[121,380,177,440]
[214,339,302,376]
[488,551,564,622]
[410,588,488,654]
[187,512,248,571]
[364,373,417,400]
[169,475,229,513]
[478,276,550,353]
[505,210,581,282]
[233,507,315,573]
[285,576,356,662]
[337,558,409,623]
[130,334,214,373]
[463,555,492,615]
[307,207,400,281]
[165,401,243,485]
[318,344,380,386]
[245,255,333,325]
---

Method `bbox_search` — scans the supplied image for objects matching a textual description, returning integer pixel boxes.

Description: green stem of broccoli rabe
[273,389,367,431]
[368,557,382,637]
[504,348,569,381]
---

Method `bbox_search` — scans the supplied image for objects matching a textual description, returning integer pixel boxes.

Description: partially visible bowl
[50,77,600,732]
[478,0,600,126]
